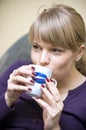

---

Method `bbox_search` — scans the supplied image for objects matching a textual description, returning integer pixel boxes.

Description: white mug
[26,65,52,97]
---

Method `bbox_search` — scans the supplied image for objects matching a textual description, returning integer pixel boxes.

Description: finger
[10,65,36,77]
[40,84,58,106]
[46,79,60,102]
[33,97,50,109]
[7,80,32,92]
[33,97,62,118]
[12,75,34,84]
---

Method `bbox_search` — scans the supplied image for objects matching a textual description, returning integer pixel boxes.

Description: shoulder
[9,60,31,69]
[0,60,32,81]
[2,60,31,74]
[64,80,86,121]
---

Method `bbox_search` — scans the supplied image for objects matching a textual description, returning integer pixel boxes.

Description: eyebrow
[32,40,61,49]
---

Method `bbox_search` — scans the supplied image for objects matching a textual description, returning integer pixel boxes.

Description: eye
[51,48,63,53]
[32,44,39,49]
[32,43,42,51]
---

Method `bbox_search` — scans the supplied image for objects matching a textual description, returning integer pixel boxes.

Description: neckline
[68,80,86,95]
[63,80,86,103]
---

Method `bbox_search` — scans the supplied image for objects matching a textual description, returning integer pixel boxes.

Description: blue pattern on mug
[32,72,47,84]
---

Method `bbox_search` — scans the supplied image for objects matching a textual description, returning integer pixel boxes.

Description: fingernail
[46,78,50,82]
[32,96,39,100]
[41,84,45,88]
[35,97,40,99]
[28,88,32,91]
[32,72,36,76]
[30,80,34,83]
[31,66,35,70]
[50,79,53,82]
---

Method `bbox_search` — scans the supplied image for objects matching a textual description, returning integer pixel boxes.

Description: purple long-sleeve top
[0,61,86,130]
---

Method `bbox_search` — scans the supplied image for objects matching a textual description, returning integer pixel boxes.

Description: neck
[57,69,86,96]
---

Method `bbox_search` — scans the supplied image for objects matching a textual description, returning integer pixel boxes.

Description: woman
[0,4,86,130]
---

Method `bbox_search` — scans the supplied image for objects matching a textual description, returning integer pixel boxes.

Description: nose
[39,50,50,66]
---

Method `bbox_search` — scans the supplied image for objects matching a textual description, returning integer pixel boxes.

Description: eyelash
[32,44,64,54]
[51,48,62,52]
[50,48,64,54]
[32,45,40,49]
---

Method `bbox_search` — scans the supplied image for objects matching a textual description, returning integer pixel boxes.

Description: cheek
[58,58,71,68]
[31,51,39,64]
[31,51,35,63]
[51,56,74,79]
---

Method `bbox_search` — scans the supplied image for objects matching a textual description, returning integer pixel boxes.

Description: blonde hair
[29,4,86,75]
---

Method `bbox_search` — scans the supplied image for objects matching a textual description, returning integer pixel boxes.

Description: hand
[5,64,36,107]
[33,79,64,130]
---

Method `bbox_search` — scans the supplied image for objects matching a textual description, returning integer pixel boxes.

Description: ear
[75,44,85,62]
